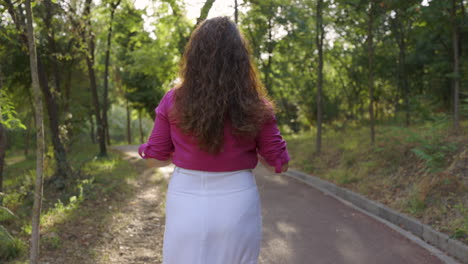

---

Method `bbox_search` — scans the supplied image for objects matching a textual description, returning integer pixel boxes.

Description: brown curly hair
[171,16,275,154]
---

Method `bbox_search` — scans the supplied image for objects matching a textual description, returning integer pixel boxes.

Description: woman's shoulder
[155,87,178,115]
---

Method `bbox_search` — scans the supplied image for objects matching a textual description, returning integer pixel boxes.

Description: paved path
[115,145,444,264]
[255,166,444,264]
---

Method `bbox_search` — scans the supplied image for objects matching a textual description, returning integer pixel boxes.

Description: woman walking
[139,16,290,264]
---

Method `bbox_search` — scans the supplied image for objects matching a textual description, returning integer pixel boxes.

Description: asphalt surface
[115,145,444,264]
[254,165,443,264]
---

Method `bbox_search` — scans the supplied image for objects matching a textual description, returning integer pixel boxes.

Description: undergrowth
[285,118,468,244]
[1,143,139,262]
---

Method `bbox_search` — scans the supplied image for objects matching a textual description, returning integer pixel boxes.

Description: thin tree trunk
[90,112,96,144]
[126,96,132,144]
[63,40,75,114]
[368,0,376,144]
[44,0,61,95]
[0,65,5,205]
[452,0,460,131]
[234,0,238,24]
[84,0,106,156]
[37,55,70,180]
[139,110,143,144]
[25,0,45,262]
[401,40,410,126]
[392,10,410,126]
[0,122,5,205]
[103,0,121,147]
[24,116,31,157]
[315,0,324,154]
[264,17,273,94]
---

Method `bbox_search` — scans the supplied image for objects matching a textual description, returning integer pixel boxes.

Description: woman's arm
[256,115,290,173]
[138,91,175,162]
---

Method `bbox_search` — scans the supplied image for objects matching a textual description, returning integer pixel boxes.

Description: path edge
[283,169,467,264]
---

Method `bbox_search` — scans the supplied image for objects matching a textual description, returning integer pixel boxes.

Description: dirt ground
[39,150,171,264]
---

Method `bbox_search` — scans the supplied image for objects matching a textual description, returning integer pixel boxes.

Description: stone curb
[284,169,468,264]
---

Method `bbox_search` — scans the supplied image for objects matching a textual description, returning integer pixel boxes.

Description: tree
[235,0,239,24]
[196,0,216,26]
[24,0,45,262]
[4,0,71,181]
[388,2,412,126]
[0,66,6,204]
[451,0,461,131]
[368,0,376,144]
[76,0,107,156]
[316,0,324,154]
[103,0,122,146]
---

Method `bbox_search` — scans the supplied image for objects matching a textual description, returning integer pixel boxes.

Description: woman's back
[139,87,290,173]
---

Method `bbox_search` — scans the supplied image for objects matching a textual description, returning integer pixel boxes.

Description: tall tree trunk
[452,0,460,131]
[37,55,70,181]
[43,0,61,95]
[103,0,121,147]
[368,0,376,144]
[0,65,5,205]
[89,112,96,144]
[264,17,273,94]
[84,0,107,156]
[25,1,45,262]
[0,122,5,205]
[315,0,324,154]
[399,38,410,126]
[234,0,238,24]
[138,110,143,144]
[126,96,132,144]
[63,40,75,114]
[392,10,410,126]
[24,116,31,157]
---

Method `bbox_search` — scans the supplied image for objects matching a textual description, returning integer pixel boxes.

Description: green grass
[285,118,468,243]
[1,143,142,262]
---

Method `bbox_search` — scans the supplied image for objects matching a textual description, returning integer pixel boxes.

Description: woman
[139,16,290,264]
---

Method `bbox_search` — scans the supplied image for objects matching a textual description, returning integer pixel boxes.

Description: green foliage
[450,203,468,240]
[0,198,24,260]
[402,118,458,172]
[406,188,427,215]
[0,89,26,130]
[0,205,17,222]
[462,91,468,117]
[0,228,25,261]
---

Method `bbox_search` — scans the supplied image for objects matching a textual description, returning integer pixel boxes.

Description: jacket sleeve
[256,114,290,173]
[138,92,174,160]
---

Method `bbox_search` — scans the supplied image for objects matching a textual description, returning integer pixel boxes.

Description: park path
[112,145,446,264]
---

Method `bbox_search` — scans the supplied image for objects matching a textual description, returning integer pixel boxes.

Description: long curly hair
[171,16,275,154]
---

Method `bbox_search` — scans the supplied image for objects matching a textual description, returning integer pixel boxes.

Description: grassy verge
[1,144,144,262]
[285,119,468,244]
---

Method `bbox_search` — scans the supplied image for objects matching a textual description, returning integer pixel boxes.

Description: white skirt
[163,166,262,264]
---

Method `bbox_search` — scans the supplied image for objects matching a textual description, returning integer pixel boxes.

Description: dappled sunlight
[157,165,175,180]
[83,159,118,175]
[276,221,298,236]
[335,224,367,264]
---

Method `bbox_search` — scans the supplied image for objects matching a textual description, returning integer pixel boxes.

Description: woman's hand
[258,155,288,173]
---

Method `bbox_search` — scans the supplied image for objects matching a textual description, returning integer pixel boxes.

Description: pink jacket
[138,89,290,173]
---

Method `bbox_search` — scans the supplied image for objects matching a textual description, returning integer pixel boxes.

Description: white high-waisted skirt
[163,166,262,264]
